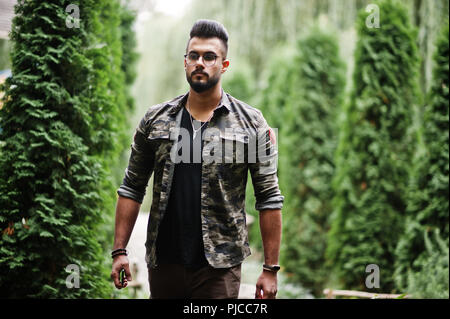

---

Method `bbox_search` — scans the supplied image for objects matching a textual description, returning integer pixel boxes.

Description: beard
[186,70,220,93]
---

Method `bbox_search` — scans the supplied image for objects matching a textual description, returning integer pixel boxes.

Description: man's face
[185,37,229,93]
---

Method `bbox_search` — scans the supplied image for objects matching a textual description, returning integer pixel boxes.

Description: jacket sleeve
[248,114,284,211]
[117,114,155,204]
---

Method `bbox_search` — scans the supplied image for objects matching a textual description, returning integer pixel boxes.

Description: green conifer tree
[281,29,346,297]
[394,23,449,294]
[326,0,420,292]
[256,46,297,131]
[406,230,449,298]
[0,0,135,297]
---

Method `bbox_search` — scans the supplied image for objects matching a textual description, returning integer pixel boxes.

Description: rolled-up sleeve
[117,114,155,204]
[248,116,284,211]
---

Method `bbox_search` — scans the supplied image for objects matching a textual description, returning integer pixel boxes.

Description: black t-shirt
[155,106,209,269]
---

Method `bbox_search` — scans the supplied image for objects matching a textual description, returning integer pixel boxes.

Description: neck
[187,82,222,113]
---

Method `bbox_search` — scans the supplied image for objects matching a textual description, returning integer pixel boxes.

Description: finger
[264,287,272,299]
[265,290,275,299]
[255,284,262,299]
[123,263,133,282]
[262,286,271,299]
[264,288,277,299]
[111,271,122,289]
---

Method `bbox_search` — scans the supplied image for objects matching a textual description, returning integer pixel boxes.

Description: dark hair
[187,19,229,58]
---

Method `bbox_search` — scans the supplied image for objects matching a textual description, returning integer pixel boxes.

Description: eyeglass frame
[184,51,224,67]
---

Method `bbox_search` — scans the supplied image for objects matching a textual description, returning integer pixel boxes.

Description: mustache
[191,70,208,77]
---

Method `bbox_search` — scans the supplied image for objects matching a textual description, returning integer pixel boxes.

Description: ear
[221,59,230,74]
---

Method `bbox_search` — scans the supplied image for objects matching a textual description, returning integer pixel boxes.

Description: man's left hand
[255,270,278,299]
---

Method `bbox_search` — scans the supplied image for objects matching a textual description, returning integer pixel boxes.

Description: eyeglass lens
[186,52,217,66]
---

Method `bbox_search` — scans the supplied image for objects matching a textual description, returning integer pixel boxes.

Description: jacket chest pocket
[203,132,249,188]
[220,132,249,164]
[147,121,175,163]
[202,130,250,167]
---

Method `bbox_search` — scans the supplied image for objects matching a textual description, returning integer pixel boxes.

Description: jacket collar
[167,89,232,117]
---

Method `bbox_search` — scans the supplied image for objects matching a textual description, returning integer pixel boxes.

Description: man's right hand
[111,255,132,289]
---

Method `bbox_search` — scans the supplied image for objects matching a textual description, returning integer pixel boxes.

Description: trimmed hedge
[280,29,346,296]
[0,0,136,298]
[394,22,449,296]
[326,0,421,292]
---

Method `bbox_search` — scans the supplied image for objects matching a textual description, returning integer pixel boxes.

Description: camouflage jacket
[117,91,284,268]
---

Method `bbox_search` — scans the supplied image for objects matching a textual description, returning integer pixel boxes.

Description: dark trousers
[148,263,241,299]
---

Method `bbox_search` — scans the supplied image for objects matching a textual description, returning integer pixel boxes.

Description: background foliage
[394,22,449,298]
[0,0,137,298]
[326,0,421,292]
[279,29,346,296]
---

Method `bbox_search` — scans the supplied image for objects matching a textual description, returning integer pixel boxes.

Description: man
[111,19,284,299]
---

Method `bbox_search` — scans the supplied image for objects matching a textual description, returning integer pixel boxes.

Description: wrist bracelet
[111,248,128,258]
[112,248,126,254]
[263,264,280,273]
[112,252,127,258]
